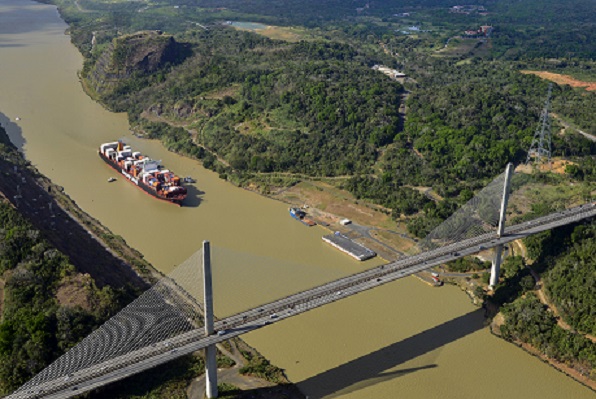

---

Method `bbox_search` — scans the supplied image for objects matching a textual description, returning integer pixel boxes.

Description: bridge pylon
[490,163,513,289]
[203,240,218,398]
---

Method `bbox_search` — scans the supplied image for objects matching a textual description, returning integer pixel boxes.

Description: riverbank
[0,126,151,289]
[0,123,306,397]
[491,315,596,391]
[3,2,593,398]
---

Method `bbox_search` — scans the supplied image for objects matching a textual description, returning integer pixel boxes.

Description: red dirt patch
[521,71,596,91]
[515,158,575,175]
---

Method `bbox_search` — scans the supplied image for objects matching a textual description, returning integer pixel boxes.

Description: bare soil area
[370,230,415,254]
[515,158,574,175]
[56,273,98,311]
[521,71,596,91]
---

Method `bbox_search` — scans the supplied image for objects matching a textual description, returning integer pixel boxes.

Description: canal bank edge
[491,316,596,391]
[0,122,306,398]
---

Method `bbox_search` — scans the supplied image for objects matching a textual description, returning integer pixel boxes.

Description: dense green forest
[0,199,123,392]
[545,224,596,336]
[35,0,596,387]
[56,0,595,229]
[96,34,402,177]
[493,220,596,380]
[500,293,595,377]
[525,221,596,336]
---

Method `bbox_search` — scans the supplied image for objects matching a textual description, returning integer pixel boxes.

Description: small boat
[108,177,116,182]
[15,117,21,121]
[289,207,316,226]
[183,176,195,183]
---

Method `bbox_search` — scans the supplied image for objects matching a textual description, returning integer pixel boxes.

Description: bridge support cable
[419,170,507,251]
[490,163,513,288]
[169,248,206,309]
[202,241,218,399]
[9,251,206,398]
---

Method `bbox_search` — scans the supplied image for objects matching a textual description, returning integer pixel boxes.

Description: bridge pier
[490,244,503,288]
[490,163,513,289]
[203,240,218,398]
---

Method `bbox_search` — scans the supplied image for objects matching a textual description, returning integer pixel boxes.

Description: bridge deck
[8,204,596,399]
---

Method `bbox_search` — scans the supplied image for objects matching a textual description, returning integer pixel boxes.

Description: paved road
[8,203,596,399]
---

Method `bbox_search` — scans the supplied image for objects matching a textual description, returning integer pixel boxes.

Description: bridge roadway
[9,203,596,399]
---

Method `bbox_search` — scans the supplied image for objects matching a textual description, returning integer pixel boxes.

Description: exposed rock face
[86,31,184,96]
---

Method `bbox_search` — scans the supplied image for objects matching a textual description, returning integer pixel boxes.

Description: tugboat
[289,207,316,226]
[98,141,188,205]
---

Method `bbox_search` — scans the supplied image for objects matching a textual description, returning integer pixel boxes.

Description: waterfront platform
[322,232,376,261]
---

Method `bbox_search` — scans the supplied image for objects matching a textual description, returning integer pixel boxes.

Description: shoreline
[488,303,595,391]
[132,130,596,393]
[27,0,594,395]
[490,320,596,391]
[0,124,307,397]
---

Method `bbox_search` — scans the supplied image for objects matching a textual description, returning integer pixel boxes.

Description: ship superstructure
[99,141,188,205]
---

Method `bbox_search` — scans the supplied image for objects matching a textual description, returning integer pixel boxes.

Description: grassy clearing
[436,38,490,58]
[371,230,416,253]
[508,177,595,218]
[230,24,316,42]
[204,84,242,100]
[257,26,308,42]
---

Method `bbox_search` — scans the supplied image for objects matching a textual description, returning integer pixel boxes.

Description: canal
[0,2,593,398]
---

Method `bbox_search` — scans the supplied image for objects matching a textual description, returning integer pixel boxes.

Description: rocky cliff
[86,31,186,97]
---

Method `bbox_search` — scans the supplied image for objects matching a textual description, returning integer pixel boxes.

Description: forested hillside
[498,221,596,380]
[90,33,402,177]
[55,0,594,225]
[44,0,595,235]
[37,0,596,388]
[0,199,125,393]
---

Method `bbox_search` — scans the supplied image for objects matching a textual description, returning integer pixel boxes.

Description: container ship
[99,141,188,205]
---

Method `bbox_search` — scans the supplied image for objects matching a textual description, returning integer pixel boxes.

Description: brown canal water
[0,2,593,398]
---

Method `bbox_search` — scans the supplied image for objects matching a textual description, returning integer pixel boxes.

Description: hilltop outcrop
[86,31,188,97]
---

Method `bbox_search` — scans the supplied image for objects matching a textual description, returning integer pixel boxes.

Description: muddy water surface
[0,2,593,398]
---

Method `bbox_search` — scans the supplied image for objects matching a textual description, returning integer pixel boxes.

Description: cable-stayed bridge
[6,167,596,399]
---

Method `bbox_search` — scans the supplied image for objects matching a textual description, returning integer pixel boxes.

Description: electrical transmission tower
[526,83,553,166]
